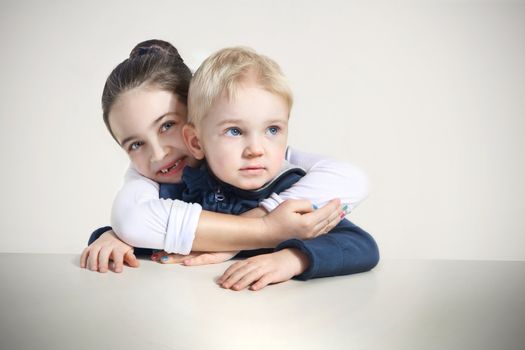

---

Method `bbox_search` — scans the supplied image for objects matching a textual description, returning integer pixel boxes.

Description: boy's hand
[152,251,238,266]
[80,230,139,273]
[263,198,343,243]
[218,248,309,291]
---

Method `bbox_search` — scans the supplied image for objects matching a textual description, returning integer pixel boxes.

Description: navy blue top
[89,164,379,280]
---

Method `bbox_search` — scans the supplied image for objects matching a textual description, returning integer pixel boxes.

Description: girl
[80,40,369,274]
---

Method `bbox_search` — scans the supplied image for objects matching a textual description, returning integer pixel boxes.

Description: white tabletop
[0,254,524,350]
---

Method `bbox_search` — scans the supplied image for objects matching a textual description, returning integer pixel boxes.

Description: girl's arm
[80,229,139,273]
[84,150,368,272]
[259,147,370,214]
[110,167,201,254]
[111,145,370,254]
[110,167,341,255]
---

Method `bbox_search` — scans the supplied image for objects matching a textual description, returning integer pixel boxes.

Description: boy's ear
[182,124,205,160]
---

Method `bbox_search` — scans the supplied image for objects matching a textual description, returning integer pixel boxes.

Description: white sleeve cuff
[164,201,202,255]
[259,193,285,212]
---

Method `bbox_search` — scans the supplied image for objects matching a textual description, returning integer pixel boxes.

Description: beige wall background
[0,0,523,260]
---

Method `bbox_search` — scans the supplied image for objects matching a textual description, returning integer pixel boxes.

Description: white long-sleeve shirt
[111,147,369,255]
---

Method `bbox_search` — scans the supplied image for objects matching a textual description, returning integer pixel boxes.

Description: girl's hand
[263,198,344,243]
[218,248,308,291]
[152,250,238,266]
[80,230,139,273]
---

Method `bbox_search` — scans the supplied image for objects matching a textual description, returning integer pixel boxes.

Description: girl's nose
[150,141,168,162]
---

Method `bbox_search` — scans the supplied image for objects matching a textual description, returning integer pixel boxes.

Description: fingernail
[342,204,348,211]
[340,212,345,219]
[160,256,169,263]
[312,204,318,210]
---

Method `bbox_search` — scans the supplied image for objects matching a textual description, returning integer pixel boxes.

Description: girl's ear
[182,124,205,160]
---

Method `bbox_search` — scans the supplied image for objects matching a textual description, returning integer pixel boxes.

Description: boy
[167,47,379,290]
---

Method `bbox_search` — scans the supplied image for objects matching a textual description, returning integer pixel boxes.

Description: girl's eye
[225,127,242,137]
[160,121,175,132]
[266,126,280,135]
[129,141,144,151]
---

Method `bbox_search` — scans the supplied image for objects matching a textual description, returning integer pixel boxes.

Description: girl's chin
[154,174,183,184]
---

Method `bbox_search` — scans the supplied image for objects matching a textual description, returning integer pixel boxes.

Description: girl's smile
[108,86,198,183]
[157,157,187,177]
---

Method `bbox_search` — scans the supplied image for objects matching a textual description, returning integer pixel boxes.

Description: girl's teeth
[160,160,181,174]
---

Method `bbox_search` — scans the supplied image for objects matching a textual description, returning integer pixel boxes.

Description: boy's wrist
[280,248,309,276]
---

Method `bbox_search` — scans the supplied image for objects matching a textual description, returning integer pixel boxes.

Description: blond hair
[188,47,293,125]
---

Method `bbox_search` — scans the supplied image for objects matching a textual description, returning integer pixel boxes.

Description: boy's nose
[243,138,264,158]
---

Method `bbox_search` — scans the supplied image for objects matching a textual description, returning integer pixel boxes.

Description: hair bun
[129,39,183,63]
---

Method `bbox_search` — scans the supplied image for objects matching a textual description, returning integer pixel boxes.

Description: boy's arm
[217,248,309,291]
[217,220,379,289]
[260,147,369,214]
[274,219,380,280]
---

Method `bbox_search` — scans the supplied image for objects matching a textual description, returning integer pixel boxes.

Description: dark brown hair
[101,39,192,140]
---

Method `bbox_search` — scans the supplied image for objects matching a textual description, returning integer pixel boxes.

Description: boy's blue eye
[129,141,144,151]
[267,126,280,135]
[160,121,175,133]
[225,127,242,136]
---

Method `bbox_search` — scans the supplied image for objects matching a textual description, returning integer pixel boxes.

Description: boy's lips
[239,166,266,175]
[157,158,186,176]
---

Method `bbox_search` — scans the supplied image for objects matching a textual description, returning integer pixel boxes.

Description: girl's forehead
[115,87,175,112]
[109,88,187,138]
[122,88,184,115]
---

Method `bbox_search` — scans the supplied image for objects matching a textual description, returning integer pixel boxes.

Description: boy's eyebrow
[215,117,287,127]
[120,113,175,147]
[265,118,288,124]
[215,118,244,127]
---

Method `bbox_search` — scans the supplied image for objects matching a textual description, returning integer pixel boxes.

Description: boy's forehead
[225,79,290,110]
[200,84,290,127]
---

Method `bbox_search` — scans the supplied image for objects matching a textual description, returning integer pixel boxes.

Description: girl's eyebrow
[120,112,176,147]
